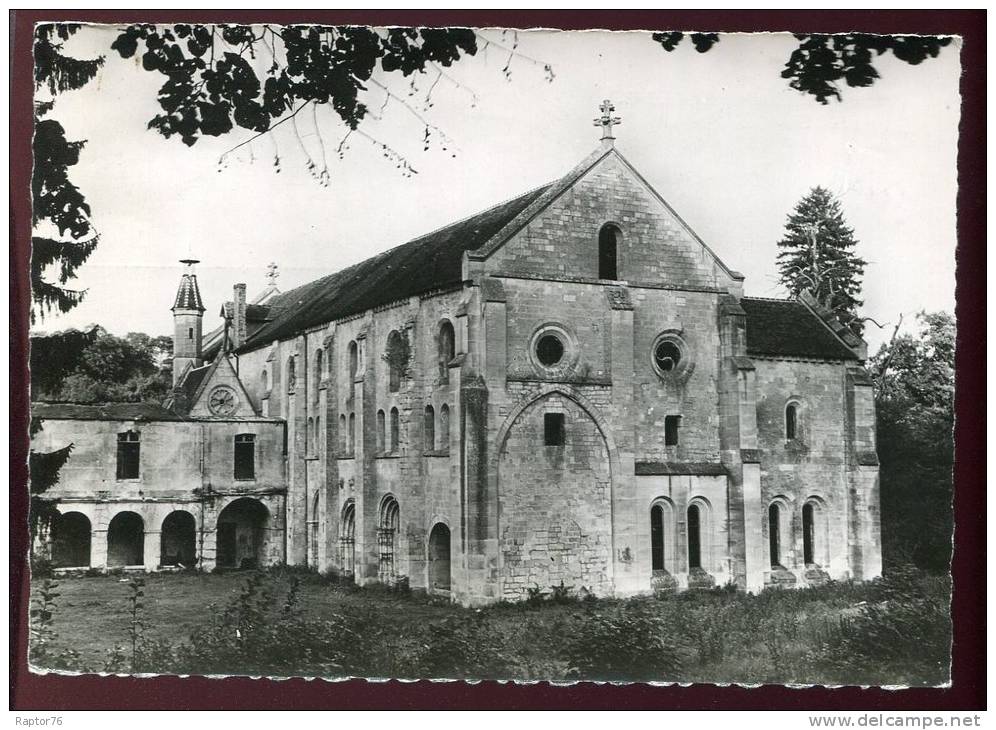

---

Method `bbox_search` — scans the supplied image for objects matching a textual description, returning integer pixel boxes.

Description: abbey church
[30,103,882,605]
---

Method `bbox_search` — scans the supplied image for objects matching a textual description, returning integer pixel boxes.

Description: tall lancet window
[598,224,620,280]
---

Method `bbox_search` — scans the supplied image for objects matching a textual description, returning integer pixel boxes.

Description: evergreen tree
[776,186,867,335]
[31,24,105,323]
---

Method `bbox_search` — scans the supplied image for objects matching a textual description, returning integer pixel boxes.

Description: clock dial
[208,386,238,416]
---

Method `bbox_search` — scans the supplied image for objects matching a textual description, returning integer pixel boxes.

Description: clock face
[208,385,239,416]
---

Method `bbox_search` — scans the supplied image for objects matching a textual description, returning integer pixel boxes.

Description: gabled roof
[172,273,205,312]
[32,402,187,422]
[741,297,858,361]
[236,183,552,352]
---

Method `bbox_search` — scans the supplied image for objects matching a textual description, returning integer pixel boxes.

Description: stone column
[143,530,161,571]
[91,529,108,570]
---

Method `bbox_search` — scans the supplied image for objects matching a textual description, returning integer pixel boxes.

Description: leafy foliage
[31,326,173,404]
[110,25,478,147]
[871,312,954,571]
[32,25,105,323]
[654,32,952,104]
[776,186,867,334]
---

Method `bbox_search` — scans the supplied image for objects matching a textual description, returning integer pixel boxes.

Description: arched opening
[338,414,347,453]
[598,224,620,280]
[306,417,314,455]
[786,402,799,440]
[769,503,782,568]
[438,321,455,381]
[439,404,450,452]
[314,348,323,401]
[348,412,356,454]
[347,340,358,396]
[651,504,665,571]
[802,501,826,567]
[428,523,451,592]
[107,511,144,567]
[314,416,321,455]
[424,405,435,451]
[339,501,356,576]
[308,491,320,567]
[687,504,702,570]
[386,331,404,392]
[261,369,269,393]
[286,356,296,393]
[51,512,91,568]
[216,498,269,569]
[390,407,400,453]
[161,511,196,568]
[376,409,386,452]
[378,496,400,583]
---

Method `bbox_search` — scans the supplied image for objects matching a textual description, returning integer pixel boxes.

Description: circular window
[536,333,565,366]
[654,340,681,372]
[651,331,692,380]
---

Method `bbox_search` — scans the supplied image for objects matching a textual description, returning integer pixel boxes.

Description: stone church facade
[32,107,882,604]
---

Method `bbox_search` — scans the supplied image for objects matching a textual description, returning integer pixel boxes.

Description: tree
[870,311,954,571]
[30,327,173,404]
[776,186,867,334]
[653,32,952,104]
[31,25,104,323]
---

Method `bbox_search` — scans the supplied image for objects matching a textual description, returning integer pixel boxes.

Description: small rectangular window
[544,413,565,446]
[116,431,140,480]
[665,415,681,446]
[188,327,193,340]
[234,433,256,480]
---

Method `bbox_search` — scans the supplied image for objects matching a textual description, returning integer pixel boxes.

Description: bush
[563,603,684,681]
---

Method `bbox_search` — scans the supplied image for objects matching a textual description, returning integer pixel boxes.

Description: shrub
[563,603,684,681]
[410,611,516,679]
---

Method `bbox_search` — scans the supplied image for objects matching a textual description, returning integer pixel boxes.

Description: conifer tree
[776,186,867,335]
[31,24,105,323]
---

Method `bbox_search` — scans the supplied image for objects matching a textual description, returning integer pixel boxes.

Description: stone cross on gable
[266,261,279,287]
[593,99,622,147]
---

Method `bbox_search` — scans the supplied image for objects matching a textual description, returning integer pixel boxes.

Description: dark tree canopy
[110,25,478,148]
[871,312,954,571]
[776,186,867,335]
[653,32,952,104]
[31,326,173,404]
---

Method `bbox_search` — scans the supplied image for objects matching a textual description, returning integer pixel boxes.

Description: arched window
[338,414,347,453]
[286,356,297,393]
[116,430,141,480]
[306,417,314,455]
[378,496,401,583]
[438,320,455,381]
[598,223,620,280]
[439,404,450,452]
[424,404,435,451]
[314,348,324,400]
[651,504,665,571]
[803,501,824,566]
[348,412,356,455]
[376,409,386,453]
[386,331,404,392]
[261,369,269,393]
[347,340,358,396]
[769,502,782,567]
[786,402,799,440]
[390,407,400,453]
[687,503,702,570]
[314,416,321,455]
[339,501,356,576]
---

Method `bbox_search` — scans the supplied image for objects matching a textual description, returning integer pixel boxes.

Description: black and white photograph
[15,12,976,703]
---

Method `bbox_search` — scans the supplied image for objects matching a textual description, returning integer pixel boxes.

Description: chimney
[233,283,247,348]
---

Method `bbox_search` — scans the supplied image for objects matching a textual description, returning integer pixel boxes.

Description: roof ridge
[741,295,799,303]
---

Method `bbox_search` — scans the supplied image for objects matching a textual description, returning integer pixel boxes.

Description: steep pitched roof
[741,297,858,361]
[237,183,551,352]
[32,402,187,422]
[172,273,205,312]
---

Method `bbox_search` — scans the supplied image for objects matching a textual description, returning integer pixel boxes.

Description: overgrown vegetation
[29,568,950,686]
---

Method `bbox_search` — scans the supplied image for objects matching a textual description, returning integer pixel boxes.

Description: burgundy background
[9,10,985,710]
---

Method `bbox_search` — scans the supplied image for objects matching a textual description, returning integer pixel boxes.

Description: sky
[35,26,962,353]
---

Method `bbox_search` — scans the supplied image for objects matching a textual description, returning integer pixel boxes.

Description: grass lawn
[28,568,951,686]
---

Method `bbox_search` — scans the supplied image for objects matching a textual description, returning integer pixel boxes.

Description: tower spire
[172,259,205,384]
